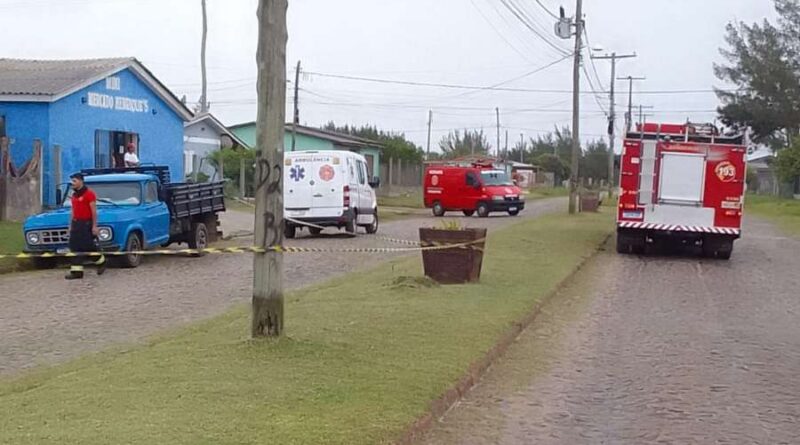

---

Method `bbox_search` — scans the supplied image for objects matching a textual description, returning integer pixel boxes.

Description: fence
[380,158,423,193]
[0,137,42,221]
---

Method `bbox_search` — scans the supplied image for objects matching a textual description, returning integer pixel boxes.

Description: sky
[0,0,778,154]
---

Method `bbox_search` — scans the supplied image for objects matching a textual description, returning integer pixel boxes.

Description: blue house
[0,58,193,207]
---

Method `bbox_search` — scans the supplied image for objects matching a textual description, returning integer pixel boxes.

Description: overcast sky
[0,0,777,153]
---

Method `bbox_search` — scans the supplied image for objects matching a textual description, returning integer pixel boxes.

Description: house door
[95,130,139,168]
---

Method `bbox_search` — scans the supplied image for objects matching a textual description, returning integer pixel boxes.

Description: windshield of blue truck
[64,182,142,206]
[480,170,513,186]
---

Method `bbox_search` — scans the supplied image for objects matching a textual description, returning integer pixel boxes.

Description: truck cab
[424,163,525,217]
[23,166,225,268]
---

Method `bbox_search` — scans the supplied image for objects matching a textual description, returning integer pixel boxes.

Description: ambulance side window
[357,161,366,185]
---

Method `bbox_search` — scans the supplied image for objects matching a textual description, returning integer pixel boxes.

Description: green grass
[0,221,27,274]
[526,187,570,200]
[0,211,612,445]
[746,193,800,236]
[377,190,424,209]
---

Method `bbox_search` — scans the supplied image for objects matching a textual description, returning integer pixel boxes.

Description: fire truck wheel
[477,202,490,218]
[703,236,733,260]
[432,202,445,217]
[462,210,475,217]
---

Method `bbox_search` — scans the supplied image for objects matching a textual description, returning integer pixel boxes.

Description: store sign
[87,92,150,113]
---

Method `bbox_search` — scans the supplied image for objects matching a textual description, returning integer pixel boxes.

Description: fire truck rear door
[658,151,706,204]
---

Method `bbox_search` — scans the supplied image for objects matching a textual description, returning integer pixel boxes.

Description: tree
[438,129,492,159]
[534,153,569,185]
[579,139,610,183]
[715,0,800,145]
[322,122,424,162]
[775,143,800,182]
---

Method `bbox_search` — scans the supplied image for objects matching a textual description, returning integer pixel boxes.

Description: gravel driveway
[0,198,564,376]
[418,216,800,444]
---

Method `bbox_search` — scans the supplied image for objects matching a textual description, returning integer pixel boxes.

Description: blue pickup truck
[23,166,225,269]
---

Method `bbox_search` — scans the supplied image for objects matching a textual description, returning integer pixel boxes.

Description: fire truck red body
[616,123,747,259]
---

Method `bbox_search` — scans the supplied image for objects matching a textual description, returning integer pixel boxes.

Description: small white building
[183,113,246,180]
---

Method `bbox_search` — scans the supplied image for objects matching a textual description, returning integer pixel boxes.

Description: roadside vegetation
[747,194,800,236]
[0,221,25,274]
[378,190,424,209]
[0,211,611,445]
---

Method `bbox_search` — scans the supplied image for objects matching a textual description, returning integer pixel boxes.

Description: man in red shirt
[66,173,106,280]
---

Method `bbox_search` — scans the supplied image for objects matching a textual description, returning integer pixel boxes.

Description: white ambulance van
[283,150,380,238]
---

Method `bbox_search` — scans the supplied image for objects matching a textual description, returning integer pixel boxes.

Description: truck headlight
[97,227,113,242]
[492,195,504,201]
[26,231,41,245]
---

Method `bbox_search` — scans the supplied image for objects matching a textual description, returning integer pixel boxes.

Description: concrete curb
[394,232,613,445]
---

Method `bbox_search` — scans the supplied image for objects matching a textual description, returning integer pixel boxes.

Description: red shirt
[71,188,97,221]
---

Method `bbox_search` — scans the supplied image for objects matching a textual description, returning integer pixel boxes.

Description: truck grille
[40,229,69,245]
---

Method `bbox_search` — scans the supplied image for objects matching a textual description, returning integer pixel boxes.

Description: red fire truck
[616,122,747,259]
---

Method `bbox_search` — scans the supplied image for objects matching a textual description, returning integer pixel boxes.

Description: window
[357,160,366,185]
[0,115,6,138]
[144,182,159,203]
[466,172,479,187]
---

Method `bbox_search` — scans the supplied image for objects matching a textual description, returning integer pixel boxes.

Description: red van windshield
[480,170,513,186]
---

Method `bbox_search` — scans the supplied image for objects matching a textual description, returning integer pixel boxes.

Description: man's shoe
[96,256,106,276]
[65,271,84,280]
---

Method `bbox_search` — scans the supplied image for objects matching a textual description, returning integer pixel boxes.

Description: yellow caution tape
[0,239,485,260]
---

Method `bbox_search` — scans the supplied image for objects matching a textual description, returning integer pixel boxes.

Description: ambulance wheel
[462,210,475,217]
[188,222,209,256]
[309,227,323,236]
[119,232,143,268]
[284,224,297,239]
[477,202,490,218]
[365,214,379,234]
[432,201,445,217]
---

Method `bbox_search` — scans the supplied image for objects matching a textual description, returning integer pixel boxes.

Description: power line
[302,70,737,95]
[498,0,571,56]
[534,0,560,19]
[469,0,540,63]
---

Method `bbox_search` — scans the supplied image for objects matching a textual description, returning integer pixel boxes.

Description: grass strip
[0,221,27,274]
[0,211,611,445]
[746,193,800,236]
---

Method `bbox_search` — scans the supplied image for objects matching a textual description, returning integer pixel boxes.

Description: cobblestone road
[418,216,800,444]
[0,199,563,375]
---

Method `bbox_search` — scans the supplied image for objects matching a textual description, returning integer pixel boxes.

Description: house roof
[186,113,248,148]
[0,57,193,121]
[229,122,383,149]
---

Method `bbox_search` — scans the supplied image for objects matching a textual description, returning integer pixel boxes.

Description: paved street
[418,216,800,444]
[0,198,563,376]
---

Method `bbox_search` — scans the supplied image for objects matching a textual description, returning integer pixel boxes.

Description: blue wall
[1,68,185,206]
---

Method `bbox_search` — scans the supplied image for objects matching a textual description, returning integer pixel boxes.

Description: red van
[424,165,525,217]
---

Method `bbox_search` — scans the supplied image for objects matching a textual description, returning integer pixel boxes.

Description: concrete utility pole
[291,60,301,153]
[568,0,583,214]
[618,75,646,133]
[426,110,433,159]
[591,52,636,195]
[495,107,501,158]
[252,0,288,338]
[519,133,524,163]
[504,130,508,159]
[199,0,209,113]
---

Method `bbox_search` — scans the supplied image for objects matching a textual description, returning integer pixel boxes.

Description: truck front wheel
[120,232,143,268]
[188,222,209,256]
[477,202,490,218]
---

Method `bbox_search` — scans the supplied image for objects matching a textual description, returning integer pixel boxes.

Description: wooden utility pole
[617,75,646,133]
[504,130,508,160]
[519,133,524,163]
[591,52,636,195]
[291,60,301,153]
[252,0,287,338]
[495,107,501,158]
[568,0,583,214]
[426,110,433,160]
[199,0,209,113]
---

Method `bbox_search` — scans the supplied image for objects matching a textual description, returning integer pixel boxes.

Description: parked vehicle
[424,161,525,217]
[23,166,225,268]
[616,122,746,259]
[283,150,379,238]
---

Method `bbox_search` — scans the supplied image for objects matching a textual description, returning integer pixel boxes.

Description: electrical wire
[497,0,571,56]
[534,0,560,20]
